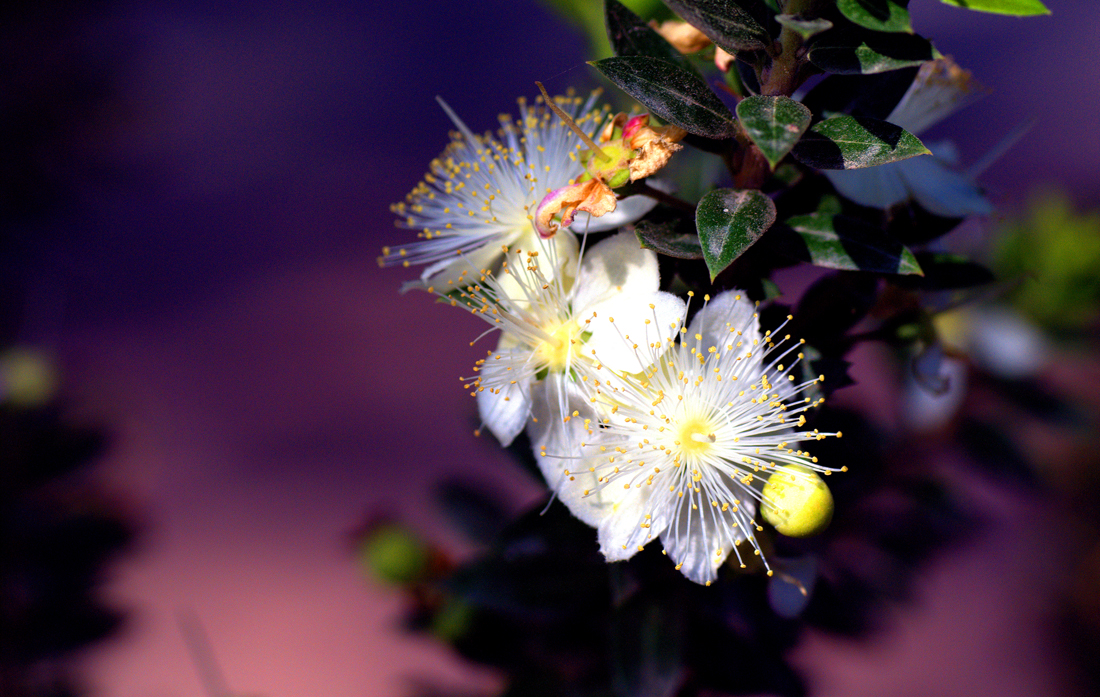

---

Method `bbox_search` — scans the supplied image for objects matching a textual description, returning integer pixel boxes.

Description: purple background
[10,0,1096,695]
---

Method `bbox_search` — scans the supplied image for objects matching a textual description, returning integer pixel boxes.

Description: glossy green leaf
[775,13,833,39]
[605,0,697,75]
[939,0,1049,16]
[790,115,929,170]
[696,188,777,280]
[808,30,937,74]
[661,0,772,52]
[589,56,738,138]
[736,95,811,169]
[837,0,912,33]
[783,213,922,274]
[634,220,704,259]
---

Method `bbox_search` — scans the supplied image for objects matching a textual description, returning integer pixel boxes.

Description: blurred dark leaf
[884,199,966,245]
[610,597,685,697]
[981,375,1085,427]
[696,188,777,280]
[444,503,609,621]
[791,115,930,170]
[435,480,510,545]
[736,96,812,170]
[957,417,1041,488]
[790,272,879,354]
[801,67,918,120]
[589,56,738,138]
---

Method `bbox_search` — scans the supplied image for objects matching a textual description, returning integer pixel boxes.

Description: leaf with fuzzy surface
[635,219,705,259]
[661,0,772,52]
[590,56,737,138]
[791,115,929,170]
[605,0,698,75]
[696,188,776,280]
[808,30,937,74]
[736,96,811,169]
[837,0,912,33]
[780,212,922,274]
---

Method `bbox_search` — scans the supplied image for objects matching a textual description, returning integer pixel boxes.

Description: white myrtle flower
[381,91,657,292]
[544,290,844,585]
[452,231,685,448]
[826,57,994,218]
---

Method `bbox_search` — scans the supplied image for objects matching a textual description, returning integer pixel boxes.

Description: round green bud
[0,347,58,409]
[761,464,834,537]
[605,167,632,189]
[358,524,429,585]
[430,598,475,642]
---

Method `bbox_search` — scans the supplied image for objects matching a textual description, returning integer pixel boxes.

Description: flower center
[536,319,584,372]
[676,415,717,457]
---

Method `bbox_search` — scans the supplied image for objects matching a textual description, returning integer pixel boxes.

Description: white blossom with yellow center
[381,92,657,292]
[546,291,844,585]
[452,231,685,449]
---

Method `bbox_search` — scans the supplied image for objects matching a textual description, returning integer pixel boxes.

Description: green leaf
[939,0,1050,16]
[605,0,698,75]
[790,115,929,169]
[661,0,772,52]
[735,95,811,169]
[892,253,995,290]
[837,0,912,33]
[808,30,937,74]
[782,213,922,274]
[589,56,738,138]
[696,188,777,280]
[775,13,833,39]
[634,220,704,259]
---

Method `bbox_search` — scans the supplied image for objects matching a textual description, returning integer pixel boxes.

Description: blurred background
[2,0,1098,695]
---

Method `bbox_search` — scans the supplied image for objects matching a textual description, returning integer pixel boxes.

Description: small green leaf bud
[357,524,430,585]
[762,464,834,537]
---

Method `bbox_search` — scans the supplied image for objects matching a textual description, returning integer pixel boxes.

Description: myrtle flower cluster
[385,92,843,585]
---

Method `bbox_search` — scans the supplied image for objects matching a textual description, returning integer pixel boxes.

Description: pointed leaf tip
[696,189,777,280]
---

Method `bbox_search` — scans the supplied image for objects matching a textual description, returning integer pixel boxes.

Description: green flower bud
[762,464,834,537]
[0,347,58,409]
[358,524,429,585]
[605,167,632,189]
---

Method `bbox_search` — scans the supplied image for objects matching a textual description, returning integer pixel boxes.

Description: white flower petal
[687,290,758,347]
[385,91,606,287]
[597,484,667,562]
[572,230,661,314]
[585,291,686,374]
[493,227,580,304]
[660,495,756,585]
[475,347,534,447]
[401,240,505,294]
[529,377,607,528]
